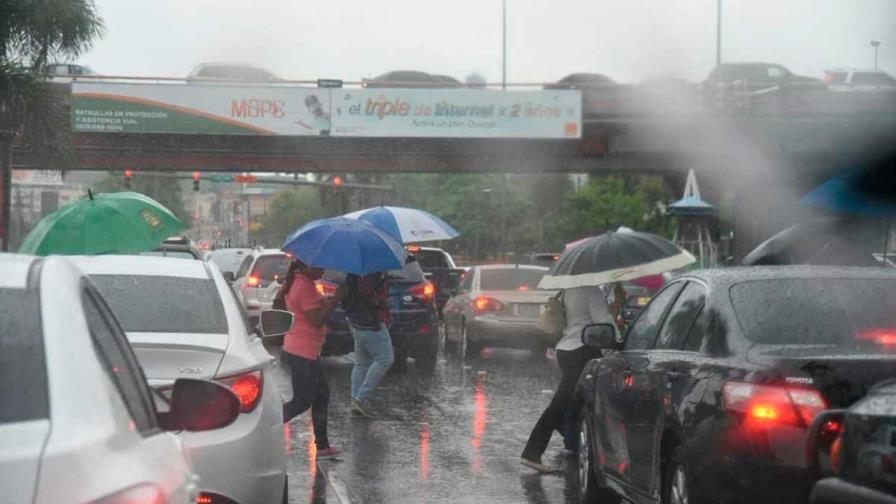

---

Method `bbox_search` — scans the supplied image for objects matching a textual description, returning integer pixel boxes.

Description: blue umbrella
[282,217,407,275]
[343,206,459,244]
[802,163,896,264]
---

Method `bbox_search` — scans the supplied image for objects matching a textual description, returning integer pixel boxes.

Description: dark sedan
[575,266,896,504]
[808,379,896,504]
[442,264,553,359]
[318,258,439,373]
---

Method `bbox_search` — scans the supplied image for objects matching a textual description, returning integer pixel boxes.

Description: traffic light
[192,171,201,192]
[124,169,133,188]
[332,176,344,187]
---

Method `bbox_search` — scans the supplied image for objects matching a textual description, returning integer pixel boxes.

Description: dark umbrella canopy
[743,218,879,267]
[539,230,694,289]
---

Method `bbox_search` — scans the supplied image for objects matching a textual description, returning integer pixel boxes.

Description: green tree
[1,0,104,249]
[256,187,327,246]
[96,172,193,229]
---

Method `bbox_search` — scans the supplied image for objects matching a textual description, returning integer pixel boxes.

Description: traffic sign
[208,175,234,183]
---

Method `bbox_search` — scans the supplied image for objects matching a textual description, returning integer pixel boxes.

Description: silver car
[231,248,292,324]
[0,254,240,504]
[442,264,555,359]
[72,256,288,504]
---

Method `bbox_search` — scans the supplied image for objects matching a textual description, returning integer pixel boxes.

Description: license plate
[515,304,541,317]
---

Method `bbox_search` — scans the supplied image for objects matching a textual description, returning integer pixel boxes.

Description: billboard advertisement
[330,88,581,139]
[72,82,332,136]
[71,83,581,139]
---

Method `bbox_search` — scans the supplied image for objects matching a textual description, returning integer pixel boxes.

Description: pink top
[283,274,327,360]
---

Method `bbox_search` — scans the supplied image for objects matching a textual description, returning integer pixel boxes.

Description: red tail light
[246,275,260,288]
[473,296,503,313]
[89,483,166,504]
[830,435,844,473]
[315,280,338,297]
[410,282,436,301]
[723,381,826,427]
[218,370,263,413]
[856,328,896,346]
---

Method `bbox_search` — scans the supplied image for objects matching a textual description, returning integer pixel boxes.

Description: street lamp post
[716,0,722,65]
[871,40,881,70]
[502,0,507,90]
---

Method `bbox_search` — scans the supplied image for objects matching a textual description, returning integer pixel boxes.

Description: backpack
[537,290,566,343]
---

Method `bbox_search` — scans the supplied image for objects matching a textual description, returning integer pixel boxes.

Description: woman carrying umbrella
[277,258,346,460]
[520,230,694,473]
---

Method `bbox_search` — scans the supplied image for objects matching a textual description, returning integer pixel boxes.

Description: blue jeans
[350,323,394,403]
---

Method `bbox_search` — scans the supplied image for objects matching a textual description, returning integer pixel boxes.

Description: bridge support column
[0,133,11,251]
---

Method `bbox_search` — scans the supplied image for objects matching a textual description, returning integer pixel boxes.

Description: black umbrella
[743,218,880,267]
[538,230,695,289]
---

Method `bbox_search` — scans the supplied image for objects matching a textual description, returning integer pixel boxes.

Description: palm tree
[0,0,104,250]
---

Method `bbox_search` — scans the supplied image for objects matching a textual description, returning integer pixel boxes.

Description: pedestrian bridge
[10,77,896,178]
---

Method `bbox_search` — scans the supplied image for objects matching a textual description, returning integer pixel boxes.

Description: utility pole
[716,0,722,65]
[502,0,507,90]
[872,40,881,70]
[0,131,12,251]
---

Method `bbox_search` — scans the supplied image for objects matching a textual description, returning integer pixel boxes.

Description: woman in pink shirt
[275,259,345,460]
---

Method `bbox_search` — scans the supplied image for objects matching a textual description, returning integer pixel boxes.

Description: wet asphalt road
[270,347,583,504]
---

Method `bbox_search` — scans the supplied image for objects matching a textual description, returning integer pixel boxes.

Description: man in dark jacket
[342,271,393,417]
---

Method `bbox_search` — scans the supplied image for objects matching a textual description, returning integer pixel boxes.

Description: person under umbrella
[276,259,346,460]
[521,230,694,473]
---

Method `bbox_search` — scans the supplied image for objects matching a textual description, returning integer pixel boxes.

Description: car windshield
[0,288,48,424]
[251,254,291,282]
[139,249,197,259]
[388,260,426,282]
[207,250,248,274]
[90,275,228,334]
[480,268,546,291]
[731,278,896,348]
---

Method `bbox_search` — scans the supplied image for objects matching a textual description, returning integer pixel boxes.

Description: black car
[575,266,896,504]
[319,258,439,373]
[702,62,824,110]
[408,246,464,316]
[807,379,896,504]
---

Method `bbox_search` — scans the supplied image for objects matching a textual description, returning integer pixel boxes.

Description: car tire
[662,445,691,504]
[462,324,481,361]
[444,321,461,360]
[282,475,288,504]
[392,345,408,374]
[577,410,621,504]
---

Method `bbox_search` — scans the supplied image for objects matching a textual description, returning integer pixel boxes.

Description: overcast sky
[80,0,895,83]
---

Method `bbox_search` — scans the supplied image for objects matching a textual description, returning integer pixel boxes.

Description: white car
[73,256,288,504]
[0,254,241,504]
[231,248,292,323]
[824,68,896,92]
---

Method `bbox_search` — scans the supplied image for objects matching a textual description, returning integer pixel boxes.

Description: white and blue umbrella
[343,206,460,244]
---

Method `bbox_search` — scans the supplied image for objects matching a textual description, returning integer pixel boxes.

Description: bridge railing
[45,74,896,120]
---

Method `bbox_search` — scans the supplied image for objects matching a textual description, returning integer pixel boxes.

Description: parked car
[807,379,896,504]
[140,236,204,260]
[231,248,292,324]
[187,62,279,83]
[72,256,288,504]
[318,257,440,373]
[575,266,896,504]
[825,68,896,92]
[408,245,464,315]
[442,264,553,359]
[363,70,460,88]
[207,247,252,278]
[0,254,241,504]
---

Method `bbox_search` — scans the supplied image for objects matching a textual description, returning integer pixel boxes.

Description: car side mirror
[159,378,240,432]
[223,271,236,283]
[581,323,620,349]
[258,309,294,338]
[805,409,846,475]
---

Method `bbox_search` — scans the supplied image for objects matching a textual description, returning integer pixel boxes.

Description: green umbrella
[19,190,185,256]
